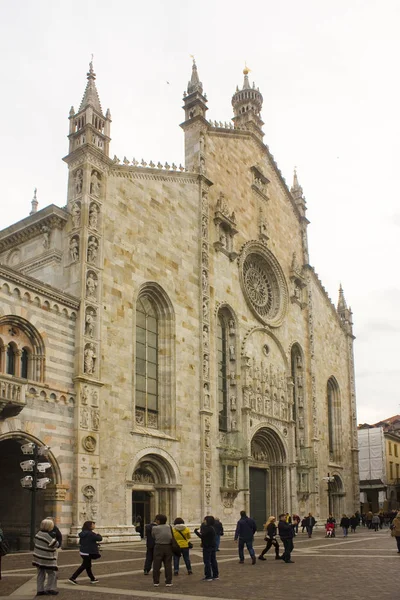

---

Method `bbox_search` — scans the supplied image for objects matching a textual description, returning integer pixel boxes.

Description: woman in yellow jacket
[172,518,193,575]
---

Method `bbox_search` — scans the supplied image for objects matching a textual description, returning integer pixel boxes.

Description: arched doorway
[250,427,287,528]
[130,453,179,526]
[0,436,58,550]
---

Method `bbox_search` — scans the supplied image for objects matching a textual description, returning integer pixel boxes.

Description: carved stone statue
[71,202,81,228]
[80,406,89,428]
[74,169,83,196]
[228,318,235,335]
[229,345,235,361]
[42,225,50,249]
[70,237,79,262]
[87,237,98,263]
[90,171,101,197]
[86,272,97,299]
[84,343,96,375]
[203,354,209,379]
[91,408,100,431]
[219,229,227,248]
[89,204,98,229]
[85,309,95,338]
[81,385,89,405]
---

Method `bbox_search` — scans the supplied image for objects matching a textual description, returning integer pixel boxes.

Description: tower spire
[79,60,103,113]
[30,188,38,215]
[337,284,353,334]
[290,168,307,217]
[337,284,347,312]
[187,58,203,95]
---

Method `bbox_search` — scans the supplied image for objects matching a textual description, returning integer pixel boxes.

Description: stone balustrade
[0,374,26,417]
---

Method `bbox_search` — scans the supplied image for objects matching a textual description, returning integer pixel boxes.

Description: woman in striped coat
[32,518,59,596]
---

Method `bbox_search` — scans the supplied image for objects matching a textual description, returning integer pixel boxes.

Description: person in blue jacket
[69,521,102,585]
[234,511,257,564]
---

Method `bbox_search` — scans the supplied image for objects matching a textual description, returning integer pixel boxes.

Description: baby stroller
[325,522,335,538]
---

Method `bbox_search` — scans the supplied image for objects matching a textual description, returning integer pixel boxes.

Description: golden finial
[190,54,195,64]
[243,61,251,75]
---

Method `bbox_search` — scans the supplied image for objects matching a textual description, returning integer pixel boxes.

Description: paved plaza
[1,528,399,600]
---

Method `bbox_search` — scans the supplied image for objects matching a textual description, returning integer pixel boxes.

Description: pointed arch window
[327,377,341,462]
[21,348,29,379]
[217,316,228,432]
[136,296,159,426]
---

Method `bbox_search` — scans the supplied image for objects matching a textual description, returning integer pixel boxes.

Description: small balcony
[0,374,26,418]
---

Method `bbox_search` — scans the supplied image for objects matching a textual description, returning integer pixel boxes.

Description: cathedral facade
[0,61,359,544]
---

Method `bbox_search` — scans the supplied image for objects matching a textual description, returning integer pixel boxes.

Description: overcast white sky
[0,0,399,424]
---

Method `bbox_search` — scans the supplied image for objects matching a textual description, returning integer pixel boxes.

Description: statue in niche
[219,229,227,248]
[257,395,263,413]
[202,298,209,320]
[70,237,79,262]
[202,270,208,292]
[72,203,81,228]
[231,416,237,431]
[203,354,209,379]
[42,225,50,249]
[84,343,96,375]
[85,309,95,338]
[80,406,89,428]
[81,385,89,405]
[202,325,209,349]
[228,318,235,335]
[89,204,99,229]
[90,171,101,197]
[296,355,303,368]
[229,345,235,361]
[74,169,83,196]
[91,408,100,431]
[87,237,98,263]
[204,416,211,432]
[86,272,97,299]
[91,389,99,406]
[230,395,237,410]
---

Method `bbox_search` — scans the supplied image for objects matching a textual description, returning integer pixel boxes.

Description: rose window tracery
[239,243,288,327]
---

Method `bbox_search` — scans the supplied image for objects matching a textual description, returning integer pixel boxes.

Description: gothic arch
[241,325,289,370]
[327,376,342,462]
[216,304,238,433]
[290,342,307,454]
[251,424,287,465]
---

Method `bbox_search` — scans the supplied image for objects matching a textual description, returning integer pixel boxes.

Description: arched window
[136,297,158,426]
[0,317,45,381]
[134,283,175,433]
[21,348,29,379]
[6,344,16,375]
[327,377,341,462]
[217,315,228,432]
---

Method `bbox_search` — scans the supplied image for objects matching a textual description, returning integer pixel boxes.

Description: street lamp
[322,473,335,516]
[20,443,51,550]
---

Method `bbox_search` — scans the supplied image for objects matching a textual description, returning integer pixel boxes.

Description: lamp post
[322,473,335,517]
[20,443,51,550]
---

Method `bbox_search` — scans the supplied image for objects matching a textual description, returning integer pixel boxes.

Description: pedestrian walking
[304,513,316,538]
[278,513,295,563]
[292,514,300,535]
[366,510,373,529]
[69,521,102,585]
[32,518,59,596]
[390,511,400,553]
[349,514,358,533]
[135,515,145,539]
[301,516,307,533]
[143,517,157,575]
[213,518,224,551]
[194,515,219,581]
[371,514,380,532]
[172,517,193,575]
[258,516,280,561]
[151,514,173,587]
[234,510,257,564]
[340,514,350,537]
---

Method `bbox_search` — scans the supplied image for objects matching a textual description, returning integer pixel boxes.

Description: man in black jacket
[234,511,257,564]
[47,516,62,548]
[278,514,295,563]
[143,518,157,574]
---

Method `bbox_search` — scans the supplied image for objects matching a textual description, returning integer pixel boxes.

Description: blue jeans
[342,527,348,537]
[202,546,218,579]
[173,547,192,572]
[215,534,221,550]
[238,538,255,561]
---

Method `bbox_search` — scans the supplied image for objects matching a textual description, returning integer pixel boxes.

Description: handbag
[0,539,9,556]
[170,527,182,557]
[176,528,193,549]
[90,552,101,560]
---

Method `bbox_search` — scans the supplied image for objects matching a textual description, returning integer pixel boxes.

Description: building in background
[358,416,400,512]
[0,61,359,546]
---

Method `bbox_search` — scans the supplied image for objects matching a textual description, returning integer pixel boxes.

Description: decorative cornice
[0,206,68,253]
[14,250,63,275]
[0,264,80,310]
[111,167,199,185]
